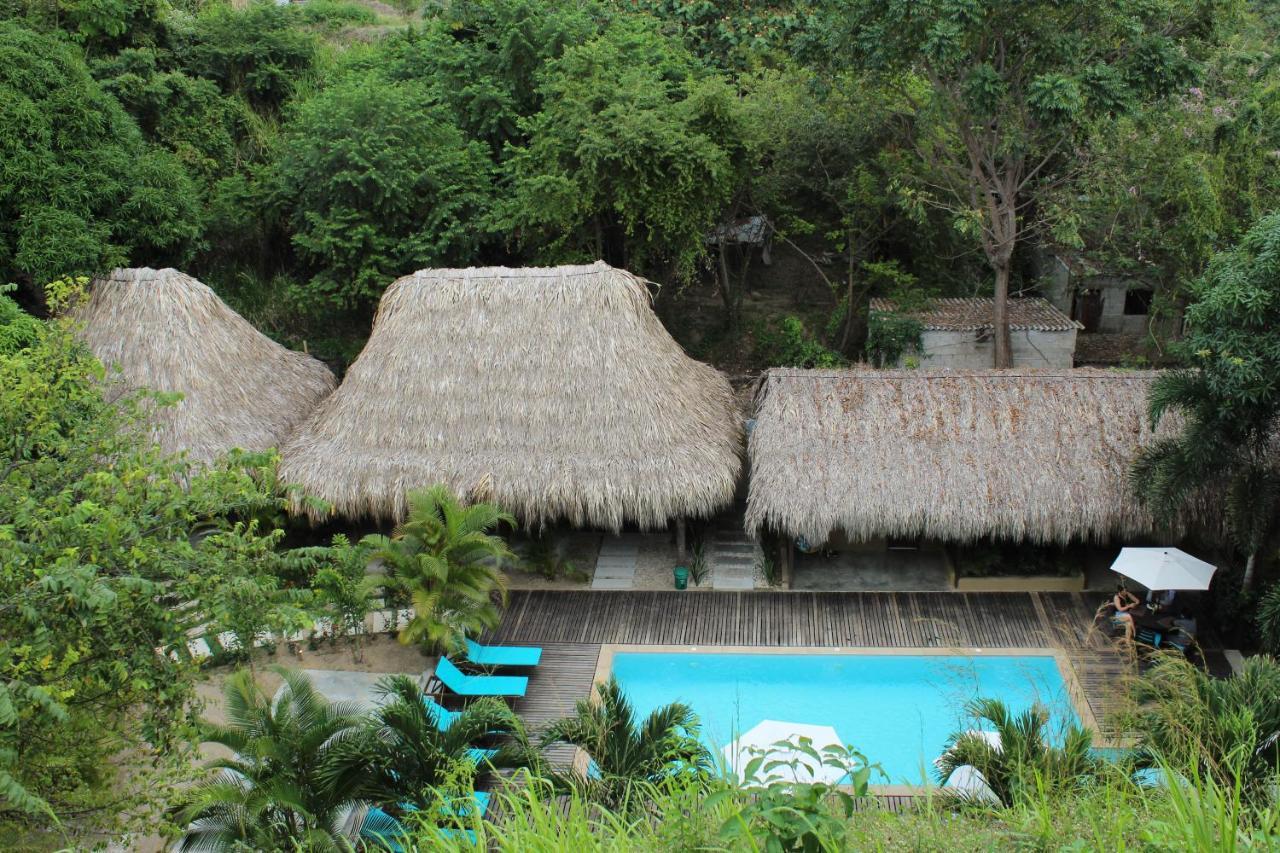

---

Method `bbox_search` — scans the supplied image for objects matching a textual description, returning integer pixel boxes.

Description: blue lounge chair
[465,747,498,765]
[423,696,456,732]
[436,655,528,697]
[464,637,542,667]
[362,793,491,850]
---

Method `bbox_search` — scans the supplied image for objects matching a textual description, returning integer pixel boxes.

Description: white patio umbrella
[1110,547,1217,592]
[723,720,845,785]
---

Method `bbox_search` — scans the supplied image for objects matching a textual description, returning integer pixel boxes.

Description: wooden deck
[490,590,1135,741]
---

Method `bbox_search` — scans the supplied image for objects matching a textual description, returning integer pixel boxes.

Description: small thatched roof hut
[279,262,742,528]
[74,267,336,463]
[747,368,1167,545]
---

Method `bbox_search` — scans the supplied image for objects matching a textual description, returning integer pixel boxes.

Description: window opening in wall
[1123,289,1154,315]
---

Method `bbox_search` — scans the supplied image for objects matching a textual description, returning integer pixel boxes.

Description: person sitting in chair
[1110,587,1141,640]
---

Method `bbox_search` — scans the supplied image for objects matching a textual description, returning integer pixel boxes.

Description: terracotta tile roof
[869,297,1082,332]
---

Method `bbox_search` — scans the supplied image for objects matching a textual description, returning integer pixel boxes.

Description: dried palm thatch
[747,368,1171,544]
[73,267,337,463]
[280,262,742,528]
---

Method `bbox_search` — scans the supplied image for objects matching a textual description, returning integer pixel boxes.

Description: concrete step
[713,576,756,590]
[714,543,757,555]
[591,578,635,590]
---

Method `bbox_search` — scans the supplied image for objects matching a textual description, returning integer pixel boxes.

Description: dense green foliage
[1133,213,1280,590]
[0,22,199,292]
[0,317,315,827]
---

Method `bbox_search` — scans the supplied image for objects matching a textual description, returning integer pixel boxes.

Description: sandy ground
[194,633,433,726]
[634,533,690,590]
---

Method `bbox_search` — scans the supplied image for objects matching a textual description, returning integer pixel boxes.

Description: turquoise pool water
[610,651,1079,785]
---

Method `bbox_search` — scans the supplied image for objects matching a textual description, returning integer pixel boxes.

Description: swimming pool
[607,648,1084,785]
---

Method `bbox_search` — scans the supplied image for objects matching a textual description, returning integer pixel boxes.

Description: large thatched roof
[74,267,336,463]
[747,368,1167,544]
[280,262,742,528]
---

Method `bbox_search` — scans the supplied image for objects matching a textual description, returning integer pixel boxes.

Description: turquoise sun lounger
[464,637,542,667]
[436,656,528,697]
[423,696,457,732]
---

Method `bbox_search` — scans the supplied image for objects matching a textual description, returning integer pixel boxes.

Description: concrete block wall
[906,328,1077,368]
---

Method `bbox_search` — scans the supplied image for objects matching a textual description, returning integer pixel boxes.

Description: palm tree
[363,484,514,652]
[935,697,1097,807]
[176,667,367,851]
[1131,369,1280,591]
[540,676,710,809]
[320,674,539,813]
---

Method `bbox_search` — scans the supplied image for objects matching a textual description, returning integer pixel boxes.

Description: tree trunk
[717,240,738,332]
[992,260,1013,368]
[839,248,870,361]
[1243,550,1257,591]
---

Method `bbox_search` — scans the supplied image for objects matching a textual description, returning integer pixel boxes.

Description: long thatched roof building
[280,263,742,528]
[747,368,1167,545]
[74,267,336,463]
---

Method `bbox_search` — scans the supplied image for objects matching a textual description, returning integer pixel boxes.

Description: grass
[390,762,1280,852]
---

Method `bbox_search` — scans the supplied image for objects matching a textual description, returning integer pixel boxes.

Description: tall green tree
[824,0,1224,366]
[363,485,514,652]
[0,22,200,295]
[1132,213,1280,590]
[276,75,494,308]
[743,68,921,357]
[500,20,743,284]
[0,317,303,830]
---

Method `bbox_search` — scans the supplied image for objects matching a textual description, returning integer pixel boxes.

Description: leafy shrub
[523,533,586,582]
[865,309,923,367]
[0,288,41,355]
[936,698,1099,807]
[755,315,846,368]
[291,0,380,29]
[710,739,881,851]
[1128,654,1280,803]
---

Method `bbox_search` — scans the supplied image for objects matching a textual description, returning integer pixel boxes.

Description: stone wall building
[871,297,1081,369]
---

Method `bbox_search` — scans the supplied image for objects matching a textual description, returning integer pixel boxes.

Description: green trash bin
[673,566,689,590]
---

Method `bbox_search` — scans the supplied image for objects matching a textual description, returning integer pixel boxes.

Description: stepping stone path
[591,534,641,590]
[709,518,760,590]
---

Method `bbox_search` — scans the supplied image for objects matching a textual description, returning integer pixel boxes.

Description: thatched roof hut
[280,262,742,528]
[747,368,1167,545]
[74,267,336,463]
